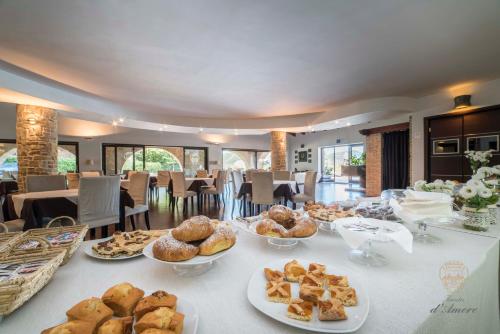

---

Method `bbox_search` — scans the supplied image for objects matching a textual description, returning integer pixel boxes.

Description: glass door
[102,144,145,175]
[320,144,364,183]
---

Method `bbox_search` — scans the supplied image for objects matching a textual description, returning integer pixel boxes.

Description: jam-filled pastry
[284,260,306,282]
[266,281,291,304]
[287,298,313,322]
[326,274,349,288]
[299,284,325,305]
[299,272,324,288]
[318,298,347,321]
[329,286,358,306]
[264,268,284,282]
[308,263,326,279]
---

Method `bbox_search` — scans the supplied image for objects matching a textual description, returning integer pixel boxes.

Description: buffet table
[1,223,498,333]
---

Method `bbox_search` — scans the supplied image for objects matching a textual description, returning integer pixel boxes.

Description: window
[222,149,271,171]
[320,143,364,183]
[0,140,79,177]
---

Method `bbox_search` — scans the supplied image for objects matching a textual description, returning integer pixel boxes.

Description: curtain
[382,129,409,190]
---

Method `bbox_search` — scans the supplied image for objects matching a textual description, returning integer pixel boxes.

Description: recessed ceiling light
[199,127,204,132]
[118,117,124,123]
[347,122,351,126]
[335,120,339,124]
[112,120,118,126]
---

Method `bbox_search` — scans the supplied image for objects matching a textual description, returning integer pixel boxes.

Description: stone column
[365,133,382,196]
[16,105,58,192]
[270,131,287,171]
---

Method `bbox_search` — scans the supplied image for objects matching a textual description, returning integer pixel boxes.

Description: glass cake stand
[171,262,217,276]
[348,239,389,267]
[412,216,458,244]
[267,238,299,249]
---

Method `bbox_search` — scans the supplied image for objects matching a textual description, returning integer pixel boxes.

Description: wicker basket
[0,236,66,315]
[0,232,23,252]
[21,223,88,265]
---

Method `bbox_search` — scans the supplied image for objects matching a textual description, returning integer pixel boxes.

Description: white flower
[485,179,498,186]
[445,180,456,186]
[478,188,492,198]
[433,179,444,186]
[472,172,485,180]
[466,179,484,188]
[459,185,477,199]
[414,180,426,191]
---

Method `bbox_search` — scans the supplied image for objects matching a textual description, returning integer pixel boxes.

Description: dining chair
[251,171,276,215]
[127,170,138,179]
[273,170,292,181]
[170,171,197,215]
[292,171,318,209]
[155,170,171,198]
[125,172,151,230]
[78,176,120,238]
[196,169,208,178]
[245,169,256,182]
[26,175,67,192]
[211,168,219,178]
[66,173,80,189]
[0,219,25,232]
[80,171,102,177]
[230,170,245,217]
[201,170,226,207]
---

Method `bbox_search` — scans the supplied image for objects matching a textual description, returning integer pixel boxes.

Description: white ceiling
[0,0,500,127]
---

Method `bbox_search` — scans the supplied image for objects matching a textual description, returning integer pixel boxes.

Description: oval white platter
[143,233,236,266]
[247,258,370,333]
[83,237,144,261]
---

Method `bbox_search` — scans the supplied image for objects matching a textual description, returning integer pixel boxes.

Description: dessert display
[254,205,317,239]
[307,206,357,222]
[151,216,236,262]
[42,283,187,334]
[262,260,359,323]
[355,203,400,221]
[92,230,166,258]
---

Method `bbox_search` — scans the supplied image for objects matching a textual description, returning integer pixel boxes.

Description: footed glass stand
[413,221,441,244]
[318,221,336,233]
[348,240,389,267]
[172,262,216,276]
[267,238,298,249]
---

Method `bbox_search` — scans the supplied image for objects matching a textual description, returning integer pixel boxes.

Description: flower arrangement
[458,179,499,210]
[414,179,455,195]
[464,150,494,174]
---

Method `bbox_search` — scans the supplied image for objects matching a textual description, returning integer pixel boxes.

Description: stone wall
[16,105,58,192]
[270,131,287,171]
[365,133,382,196]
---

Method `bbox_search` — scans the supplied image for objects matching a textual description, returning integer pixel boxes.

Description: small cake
[168,312,185,334]
[198,225,236,255]
[326,274,349,288]
[66,297,113,328]
[264,268,284,282]
[134,307,175,333]
[97,317,133,334]
[299,284,325,305]
[318,298,347,321]
[284,260,306,282]
[299,272,324,287]
[330,286,358,306]
[102,282,145,316]
[266,281,291,304]
[287,298,313,322]
[134,291,178,320]
[41,320,95,334]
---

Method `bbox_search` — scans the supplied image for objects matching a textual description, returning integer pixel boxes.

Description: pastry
[134,307,184,334]
[92,230,165,258]
[152,235,199,262]
[140,330,175,334]
[264,268,284,282]
[330,286,358,306]
[171,216,213,242]
[266,281,291,304]
[304,201,326,211]
[299,284,325,305]
[268,205,295,229]
[97,317,133,334]
[326,274,349,288]
[287,298,313,322]
[199,225,236,255]
[41,320,95,334]
[66,297,113,328]
[299,272,323,287]
[284,260,306,282]
[102,283,145,316]
[287,218,317,237]
[255,219,289,238]
[318,298,347,321]
[134,291,178,320]
[308,263,326,279]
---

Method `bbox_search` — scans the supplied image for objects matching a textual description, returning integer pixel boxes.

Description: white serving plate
[247,258,369,333]
[83,237,144,261]
[143,233,236,266]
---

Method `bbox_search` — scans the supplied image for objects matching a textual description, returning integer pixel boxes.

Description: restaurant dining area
[0,1,499,333]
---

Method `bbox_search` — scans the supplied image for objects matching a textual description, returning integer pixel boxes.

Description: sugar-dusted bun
[255,219,289,238]
[171,216,214,242]
[288,217,317,238]
[152,235,199,262]
[268,205,293,224]
[199,225,236,255]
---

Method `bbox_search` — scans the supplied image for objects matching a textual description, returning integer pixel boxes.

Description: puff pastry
[287,217,317,238]
[152,235,199,262]
[171,216,213,242]
[255,219,289,238]
[199,225,236,255]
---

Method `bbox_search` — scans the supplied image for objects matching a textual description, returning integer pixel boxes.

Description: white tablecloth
[11,189,79,217]
[185,177,214,189]
[1,222,498,333]
[247,180,297,191]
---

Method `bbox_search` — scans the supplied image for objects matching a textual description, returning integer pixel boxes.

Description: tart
[266,281,291,304]
[318,298,347,321]
[329,286,358,306]
[284,260,306,282]
[264,268,284,282]
[326,274,349,288]
[299,272,324,288]
[287,298,313,322]
[299,284,325,305]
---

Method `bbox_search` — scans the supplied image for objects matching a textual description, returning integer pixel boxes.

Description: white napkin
[391,190,453,222]
[403,190,451,202]
[336,217,413,253]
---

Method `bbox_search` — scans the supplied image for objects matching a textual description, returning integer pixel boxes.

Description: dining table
[0,220,498,333]
[238,180,300,216]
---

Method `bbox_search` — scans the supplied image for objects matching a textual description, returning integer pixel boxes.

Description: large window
[222,149,271,171]
[320,144,364,183]
[0,140,79,177]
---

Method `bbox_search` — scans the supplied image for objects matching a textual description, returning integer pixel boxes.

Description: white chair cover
[26,175,67,192]
[78,176,120,228]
